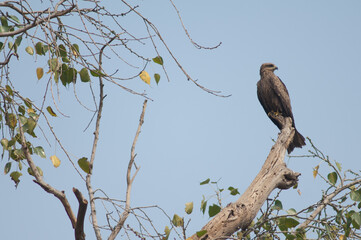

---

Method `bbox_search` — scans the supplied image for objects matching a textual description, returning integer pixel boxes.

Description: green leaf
[0,42,3,51]
[278,217,299,231]
[62,57,70,63]
[48,58,59,72]
[60,65,77,85]
[172,214,183,227]
[208,204,221,217]
[18,161,22,171]
[24,98,32,108]
[60,64,69,86]
[13,36,21,52]
[42,45,49,54]
[351,189,361,202]
[287,208,297,215]
[79,68,90,82]
[200,178,210,185]
[4,162,11,174]
[27,167,34,176]
[272,200,283,211]
[327,172,337,185]
[8,138,16,148]
[28,167,43,177]
[23,117,37,135]
[46,106,57,117]
[72,44,79,57]
[1,16,8,27]
[5,113,17,129]
[10,15,20,24]
[152,56,164,65]
[10,171,22,186]
[90,69,105,77]
[154,73,160,85]
[35,42,45,55]
[68,67,77,83]
[185,202,193,214]
[5,85,13,96]
[58,44,67,57]
[196,230,207,237]
[33,146,46,158]
[8,42,13,50]
[78,157,90,174]
[228,186,240,196]
[351,212,361,229]
[335,161,342,172]
[0,25,9,33]
[18,105,25,115]
[285,218,299,228]
[15,36,22,47]
[200,196,207,214]
[12,149,25,160]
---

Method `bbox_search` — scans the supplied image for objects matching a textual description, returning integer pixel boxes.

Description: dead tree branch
[190,117,300,240]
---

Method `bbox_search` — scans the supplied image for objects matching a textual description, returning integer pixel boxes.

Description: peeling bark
[190,117,300,240]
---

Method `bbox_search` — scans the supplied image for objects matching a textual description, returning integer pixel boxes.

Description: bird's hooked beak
[273,66,278,71]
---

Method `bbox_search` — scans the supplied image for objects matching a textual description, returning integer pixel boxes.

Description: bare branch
[169,0,222,50]
[108,99,148,240]
[0,53,18,66]
[0,2,76,37]
[74,187,88,240]
[297,178,361,231]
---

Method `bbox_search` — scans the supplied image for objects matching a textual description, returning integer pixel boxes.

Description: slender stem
[86,35,118,240]
[108,100,148,240]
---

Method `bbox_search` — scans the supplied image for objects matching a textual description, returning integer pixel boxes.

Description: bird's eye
[266,64,274,68]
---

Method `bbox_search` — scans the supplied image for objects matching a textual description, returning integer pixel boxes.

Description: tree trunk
[190,117,300,240]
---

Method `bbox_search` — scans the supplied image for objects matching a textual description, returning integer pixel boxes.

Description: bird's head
[260,63,278,75]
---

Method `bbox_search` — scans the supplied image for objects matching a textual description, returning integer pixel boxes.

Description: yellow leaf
[139,70,150,85]
[50,155,61,168]
[313,165,319,178]
[36,67,44,80]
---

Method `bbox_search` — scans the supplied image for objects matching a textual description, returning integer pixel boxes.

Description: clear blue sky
[1,1,361,239]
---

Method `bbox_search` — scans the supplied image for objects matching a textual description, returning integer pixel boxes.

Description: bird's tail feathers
[287,129,306,154]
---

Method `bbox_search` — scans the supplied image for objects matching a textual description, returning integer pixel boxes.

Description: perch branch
[190,117,300,239]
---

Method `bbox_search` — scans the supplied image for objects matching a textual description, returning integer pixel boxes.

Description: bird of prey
[257,63,305,153]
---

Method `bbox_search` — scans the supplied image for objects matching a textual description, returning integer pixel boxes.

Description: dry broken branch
[190,117,300,239]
